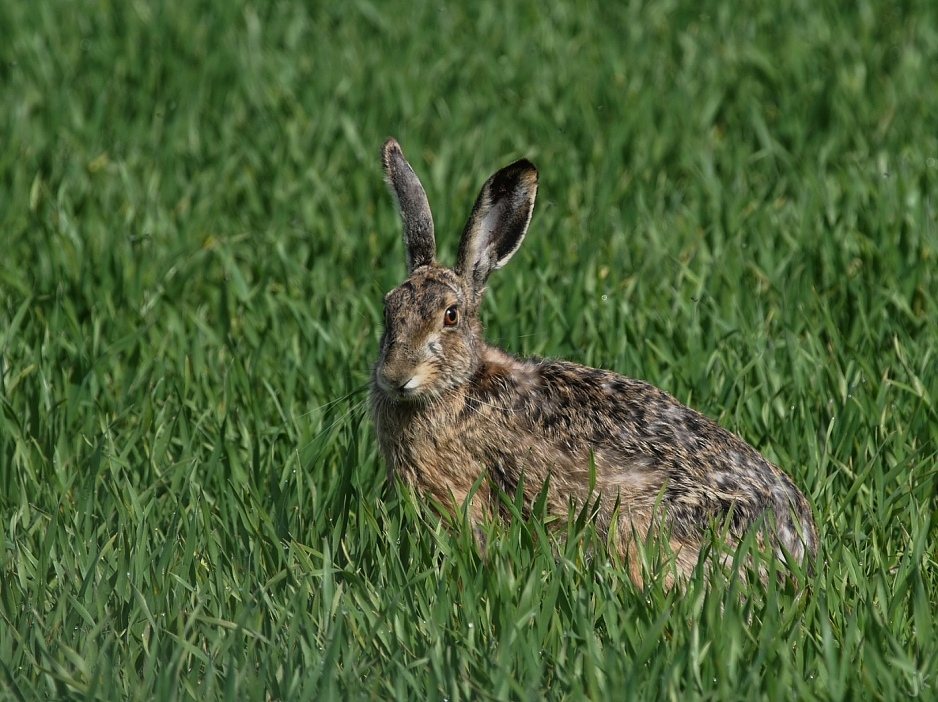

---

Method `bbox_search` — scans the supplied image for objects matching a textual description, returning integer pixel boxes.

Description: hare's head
[373,138,538,401]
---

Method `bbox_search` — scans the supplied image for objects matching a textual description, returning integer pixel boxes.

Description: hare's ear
[382,138,436,273]
[455,159,538,293]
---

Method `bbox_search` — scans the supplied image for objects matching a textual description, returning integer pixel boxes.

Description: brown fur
[371,138,818,585]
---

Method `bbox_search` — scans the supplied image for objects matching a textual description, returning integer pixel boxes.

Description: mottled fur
[371,138,818,585]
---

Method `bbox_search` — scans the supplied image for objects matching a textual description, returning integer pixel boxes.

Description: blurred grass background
[1,1,936,699]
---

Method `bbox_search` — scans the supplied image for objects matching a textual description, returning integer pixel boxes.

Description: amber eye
[443,305,459,327]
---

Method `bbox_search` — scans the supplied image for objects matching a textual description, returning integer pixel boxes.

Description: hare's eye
[443,305,459,327]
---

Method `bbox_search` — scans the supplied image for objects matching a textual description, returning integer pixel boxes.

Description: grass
[1,0,936,699]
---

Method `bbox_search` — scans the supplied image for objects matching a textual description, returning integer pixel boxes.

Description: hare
[370,138,817,585]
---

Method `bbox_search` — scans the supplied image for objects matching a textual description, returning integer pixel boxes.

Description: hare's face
[374,265,478,401]
[373,138,536,402]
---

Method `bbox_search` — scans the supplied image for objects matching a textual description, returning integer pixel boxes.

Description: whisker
[298,397,369,453]
[295,384,370,419]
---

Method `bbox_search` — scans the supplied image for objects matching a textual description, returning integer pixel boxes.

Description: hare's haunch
[371,138,817,584]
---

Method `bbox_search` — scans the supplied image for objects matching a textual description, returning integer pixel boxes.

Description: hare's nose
[398,377,420,392]
[376,371,419,396]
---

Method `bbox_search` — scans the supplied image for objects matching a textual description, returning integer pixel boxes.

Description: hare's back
[520,359,816,554]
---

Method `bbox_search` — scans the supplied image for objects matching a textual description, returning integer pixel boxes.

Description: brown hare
[370,138,817,585]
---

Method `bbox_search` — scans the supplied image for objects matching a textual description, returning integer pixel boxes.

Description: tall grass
[1,1,935,699]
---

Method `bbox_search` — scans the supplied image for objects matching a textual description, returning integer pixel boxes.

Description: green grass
[1,0,936,699]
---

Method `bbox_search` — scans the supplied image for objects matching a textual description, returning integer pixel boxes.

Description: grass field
[1,1,936,699]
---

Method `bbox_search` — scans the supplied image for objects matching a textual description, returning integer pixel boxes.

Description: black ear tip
[504,158,537,177]
[490,158,538,195]
[382,138,403,169]
[521,160,539,185]
[503,158,537,184]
